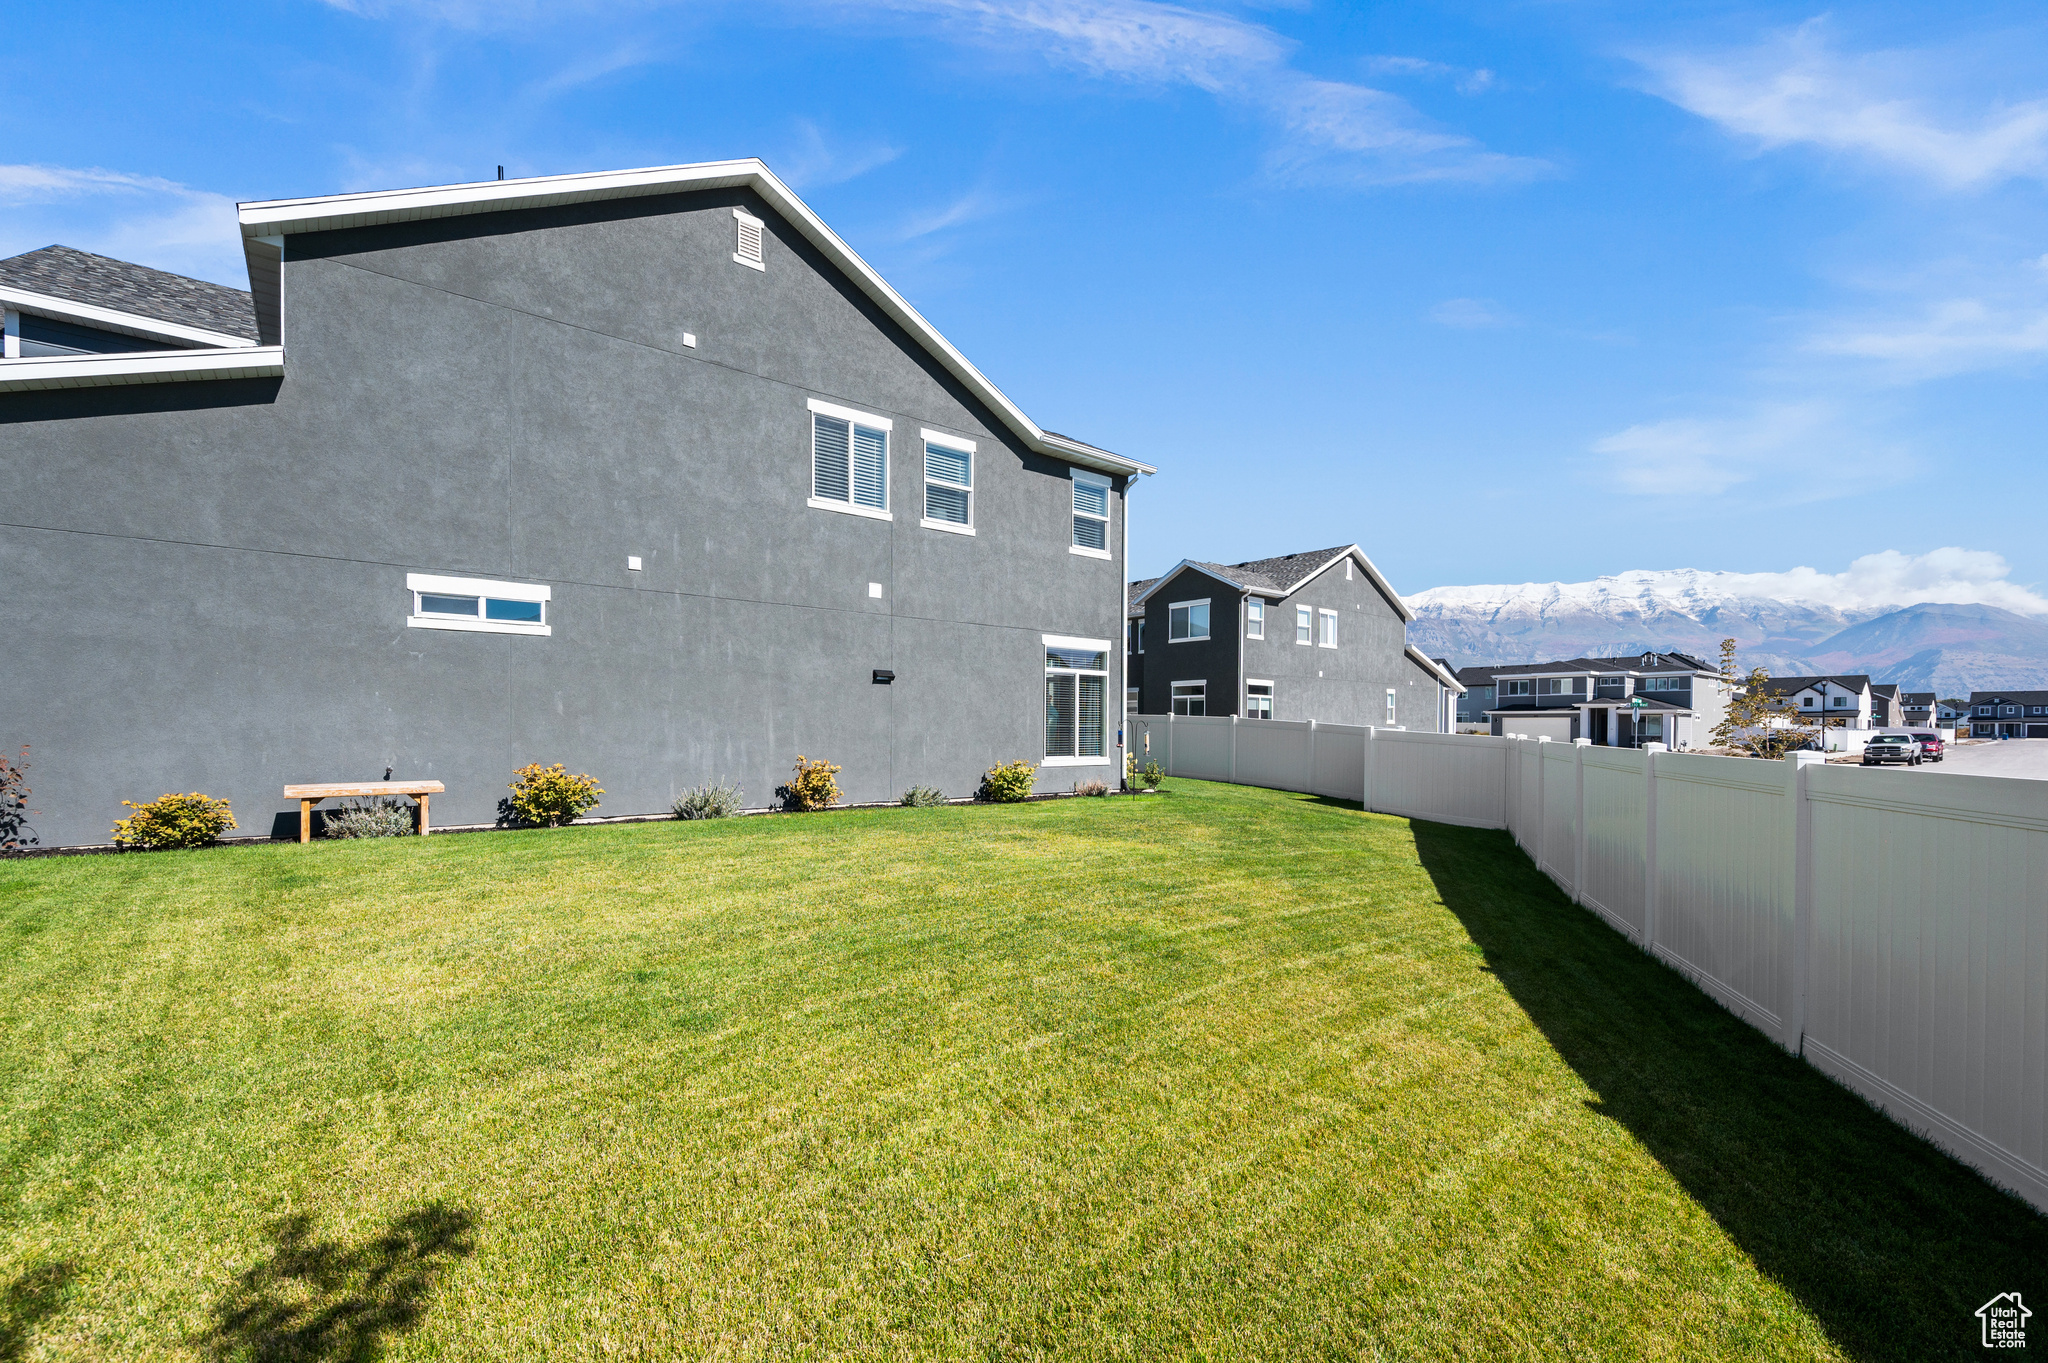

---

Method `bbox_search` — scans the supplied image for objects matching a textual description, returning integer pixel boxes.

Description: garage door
[2029,724,2048,739]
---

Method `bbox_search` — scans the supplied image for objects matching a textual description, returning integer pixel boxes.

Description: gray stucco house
[1126,546,1461,731]
[1,159,1153,845]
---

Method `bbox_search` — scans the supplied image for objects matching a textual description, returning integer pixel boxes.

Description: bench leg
[418,794,430,837]
[300,799,314,844]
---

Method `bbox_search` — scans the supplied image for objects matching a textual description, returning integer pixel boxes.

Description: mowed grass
[0,780,2040,1361]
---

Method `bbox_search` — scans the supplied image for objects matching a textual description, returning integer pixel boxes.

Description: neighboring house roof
[234,160,1151,479]
[1407,647,1466,693]
[1968,690,2048,705]
[1485,694,1691,715]
[1460,652,1715,680]
[0,244,260,344]
[1900,691,1936,706]
[1871,683,1898,699]
[1129,544,1413,622]
[1127,578,1157,616]
[1758,675,1873,696]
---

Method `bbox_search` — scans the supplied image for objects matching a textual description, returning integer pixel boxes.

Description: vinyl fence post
[1229,714,1239,785]
[1535,736,1550,874]
[1166,712,1175,777]
[1642,742,1665,951]
[1572,737,1591,904]
[1363,726,1377,812]
[1786,750,1823,1055]
[1307,720,1318,797]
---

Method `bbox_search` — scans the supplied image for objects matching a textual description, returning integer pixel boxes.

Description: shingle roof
[1757,675,1872,695]
[1127,578,1157,613]
[1900,692,1936,705]
[1967,690,2048,704]
[1193,546,1358,595]
[0,245,258,341]
[1462,652,1715,680]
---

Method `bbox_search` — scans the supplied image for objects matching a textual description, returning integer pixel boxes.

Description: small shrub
[324,797,416,838]
[900,785,947,807]
[674,779,746,820]
[508,763,603,827]
[0,745,36,850]
[111,792,237,849]
[784,756,842,812]
[1072,778,1109,797]
[980,760,1037,803]
[1138,760,1164,790]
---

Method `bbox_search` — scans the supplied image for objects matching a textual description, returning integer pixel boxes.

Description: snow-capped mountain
[1405,569,2048,693]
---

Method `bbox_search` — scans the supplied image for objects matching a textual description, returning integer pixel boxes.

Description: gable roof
[235,160,1151,479]
[1900,692,1936,705]
[1460,653,1718,680]
[0,245,260,348]
[1967,690,2048,705]
[1131,545,1412,622]
[1758,675,1872,696]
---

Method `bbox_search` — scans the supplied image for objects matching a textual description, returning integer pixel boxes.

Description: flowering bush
[111,792,237,849]
[324,797,416,838]
[979,760,1036,803]
[674,779,746,820]
[783,756,842,812]
[507,763,603,827]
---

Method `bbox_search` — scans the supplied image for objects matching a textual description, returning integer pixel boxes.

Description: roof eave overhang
[1405,645,1465,692]
[1271,546,1414,623]
[237,160,1154,478]
[0,285,257,350]
[1130,560,1248,609]
[0,346,285,393]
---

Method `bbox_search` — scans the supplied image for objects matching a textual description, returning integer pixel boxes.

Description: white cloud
[1714,548,2048,615]
[0,164,244,288]
[1590,400,1911,500]
[1428,296,1519,329]
[1808,291,2048,376]
[898,184,1022,239]
[1362,54,1496,96]
[772,120,903,191]
[1635,19,2048,188]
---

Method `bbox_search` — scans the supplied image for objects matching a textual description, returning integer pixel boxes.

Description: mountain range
[1405,570,2048,695]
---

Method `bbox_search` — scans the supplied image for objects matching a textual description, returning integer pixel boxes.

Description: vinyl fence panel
[1309,723,1368,803]
[1579,746,1647,941]
[1371,730,1508,828]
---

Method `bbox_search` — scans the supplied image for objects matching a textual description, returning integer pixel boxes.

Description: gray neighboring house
[1965,691,2048,739]
[1126,546,1462,730]
[1,159,1154,846]
[1463,652,1727,748]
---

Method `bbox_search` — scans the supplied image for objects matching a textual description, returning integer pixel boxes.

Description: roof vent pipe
[497,166,505,180]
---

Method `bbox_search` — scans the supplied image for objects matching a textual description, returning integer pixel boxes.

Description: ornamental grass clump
[783,756,841,812]
[900,785,947,807]
[979,760,1036,803]
[110,792,237,849]
[508,763,604,827]
[324,797,416,838]
[1072,778,1109,797]
[674,779,746,820]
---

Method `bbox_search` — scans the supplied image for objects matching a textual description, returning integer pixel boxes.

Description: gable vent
[733,209,766,271]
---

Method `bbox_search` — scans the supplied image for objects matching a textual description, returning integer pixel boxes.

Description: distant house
[1936,698,1970,726]
[1870,683,1898,728]
[1127,545,1462,729]
[1760,675,1878,730]
[1453,666,1496,733]
[1899,691,1936,728]
[1966,691,2048,739]
[1462,652,1727,749]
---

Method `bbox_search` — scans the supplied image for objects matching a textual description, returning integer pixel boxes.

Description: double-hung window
[1247,680,1274,720]
[1536,678,1565,696]
[1385,689,1397,725]
[1168,599,1209,642]
[1246,600,1264,640]
[921,431,973,533]
[1171,681,1205,716]
[808,399,890,519]
[406,572,551,637]
[1295,606,1312,645]
[1502,679,1532,697]
[1044,636,1110,764]
[1071,469,1111,557]
[1317,609,1338,648]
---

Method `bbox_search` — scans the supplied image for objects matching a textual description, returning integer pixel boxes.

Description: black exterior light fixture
[872,669,895,685]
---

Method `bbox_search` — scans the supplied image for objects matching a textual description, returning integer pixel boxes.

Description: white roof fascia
[1130,560,1248,610]
[0,346,285,393]
[1275,545,1415,624]
[1406,646,1466,693]
[238,160,1155,479]
[0,285,257,350]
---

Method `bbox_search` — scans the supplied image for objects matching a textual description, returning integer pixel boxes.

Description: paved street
[1906,740,2048,781]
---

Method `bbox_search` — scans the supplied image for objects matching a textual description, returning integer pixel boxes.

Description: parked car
[1862,735,1921,766]
[1911,732,1945,762]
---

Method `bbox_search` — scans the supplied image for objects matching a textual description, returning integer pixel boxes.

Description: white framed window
[1130,620,1144,654]
[2004,704,2020,716]
[1044,635,1111,765]
[808,398,891,520]
[1246,600,1264,640]
[1385,688,1397,725]
[1831,695,1849,707]
[1642,676,1687,691]
[1247,680,1273,720]
[1168,599,1210,642]
[1803,696,1818,708]
[1502,679,1532,696]
[733,209,766,271]
[1317,608,1338,649]
[1295,605,1312,645]
[1070,468,1111,558]
[920,431,974,534]
[1171,681,1205,717]
[407,572,551,637]
[1535,678,1566,696]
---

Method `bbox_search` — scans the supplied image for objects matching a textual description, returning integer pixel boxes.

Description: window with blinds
[1246,600,1264,639]
[1295,605,1312,644]
[923,438,973,527]
[812,411,888,513]
[733,209,766,271]
[1044,638,1110,762]
[1071,469,1110,552]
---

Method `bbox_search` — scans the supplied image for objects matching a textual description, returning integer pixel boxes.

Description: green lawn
[0,780,2040,1361]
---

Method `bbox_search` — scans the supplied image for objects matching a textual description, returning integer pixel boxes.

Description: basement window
[407,572,551,636]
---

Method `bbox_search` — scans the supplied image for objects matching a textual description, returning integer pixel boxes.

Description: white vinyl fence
[1129,714,2048,1213]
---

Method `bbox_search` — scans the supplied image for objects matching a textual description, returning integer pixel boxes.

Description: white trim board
[0,284,259,350]
[237,160,1153,478]
[406,572,550,601]
[0,345,285,393]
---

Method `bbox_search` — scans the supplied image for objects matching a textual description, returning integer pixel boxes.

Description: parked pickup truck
[1862,734,1923,766]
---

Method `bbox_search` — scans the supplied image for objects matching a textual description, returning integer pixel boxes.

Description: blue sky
[8,1,2048,606]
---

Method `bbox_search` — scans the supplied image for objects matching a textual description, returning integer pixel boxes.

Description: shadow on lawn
[1,1261,73,1361]
[199,1203,475,1362]
[1410,820,2046,1363]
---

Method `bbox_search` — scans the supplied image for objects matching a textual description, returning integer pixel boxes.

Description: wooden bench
[283,781,446,843]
